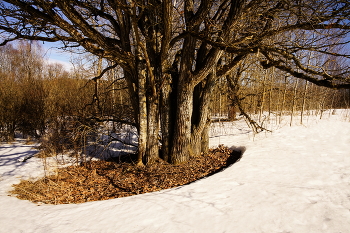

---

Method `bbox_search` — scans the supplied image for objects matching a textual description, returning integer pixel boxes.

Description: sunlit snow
[1,110,350,233]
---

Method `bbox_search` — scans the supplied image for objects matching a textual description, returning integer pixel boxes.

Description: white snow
[1,110,350,233]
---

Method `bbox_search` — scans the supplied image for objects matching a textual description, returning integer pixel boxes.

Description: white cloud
[45,57,74,71]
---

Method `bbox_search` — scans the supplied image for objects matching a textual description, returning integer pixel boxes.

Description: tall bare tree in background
[0,0,349,164]
[0,41,46,139]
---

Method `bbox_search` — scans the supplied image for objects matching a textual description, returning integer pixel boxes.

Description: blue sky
[41,42,74,71]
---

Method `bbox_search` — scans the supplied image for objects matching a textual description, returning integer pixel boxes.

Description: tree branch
[261,60,350,89]
[92,63,119,81]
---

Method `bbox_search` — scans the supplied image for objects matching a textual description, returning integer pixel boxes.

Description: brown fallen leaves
[11,146,240,205]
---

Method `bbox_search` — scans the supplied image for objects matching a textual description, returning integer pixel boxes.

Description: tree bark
[170,82,192,164]
[201,122,210,155]
[144,97,159,164]
[136,57,147,166]
[190,73,215,156]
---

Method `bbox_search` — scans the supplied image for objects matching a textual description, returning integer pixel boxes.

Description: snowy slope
[1,111,350,233]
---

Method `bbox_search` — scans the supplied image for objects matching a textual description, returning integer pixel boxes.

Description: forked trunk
[190,75,215,156]
[169,76,213,163]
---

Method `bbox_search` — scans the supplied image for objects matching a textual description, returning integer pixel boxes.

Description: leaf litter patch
[10,145,244,205]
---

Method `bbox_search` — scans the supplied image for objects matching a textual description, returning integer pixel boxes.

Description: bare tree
[1,0,349,164]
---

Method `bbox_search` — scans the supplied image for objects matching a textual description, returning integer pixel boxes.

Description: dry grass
[10,146,242,205]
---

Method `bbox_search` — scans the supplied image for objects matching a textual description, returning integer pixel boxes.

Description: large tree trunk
[170,82,192,164]
[160,51,181,163]
[190,89,210,156]
[190,74,215,156]
[169,74,215,164]
[144,97,160,164]
[136,71,160,164]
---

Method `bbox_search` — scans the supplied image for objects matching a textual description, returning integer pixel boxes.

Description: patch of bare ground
[10,145,243,205]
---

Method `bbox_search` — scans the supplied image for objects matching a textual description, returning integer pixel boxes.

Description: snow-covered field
[1,110,350,233]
